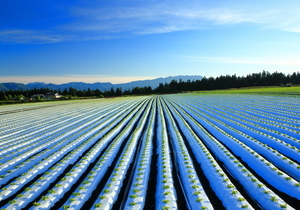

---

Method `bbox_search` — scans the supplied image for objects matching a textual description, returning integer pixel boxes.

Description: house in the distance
[30,94,45,100]
[280,83,293,87]
[30,93,62,101]
[45,92,62,100]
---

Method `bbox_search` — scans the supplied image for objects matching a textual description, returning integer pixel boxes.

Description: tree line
[1,70,299,101]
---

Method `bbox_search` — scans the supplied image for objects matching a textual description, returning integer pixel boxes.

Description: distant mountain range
[0,75,203,91]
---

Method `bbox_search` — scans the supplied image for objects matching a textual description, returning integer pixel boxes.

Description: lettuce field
[0,94,299,210]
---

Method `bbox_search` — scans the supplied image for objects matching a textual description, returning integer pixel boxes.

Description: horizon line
[0,75,204,85]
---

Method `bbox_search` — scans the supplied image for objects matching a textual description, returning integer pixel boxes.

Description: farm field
[194,85,300,96]
[0,94,299,210]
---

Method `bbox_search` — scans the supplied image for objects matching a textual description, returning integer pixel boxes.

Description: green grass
[190,85,300,96]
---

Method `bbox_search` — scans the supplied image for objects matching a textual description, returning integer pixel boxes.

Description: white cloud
[0,75,157,84]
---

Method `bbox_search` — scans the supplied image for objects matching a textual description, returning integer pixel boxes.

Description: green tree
[115,88,122,96]
[36,95,41,101]
[94,89,102,97]
[17,94,24,101]
[63,88,68,95]
[110,87,115,96]
[131,87,141,95]
[86,88,92,96]
[69,87,77,96]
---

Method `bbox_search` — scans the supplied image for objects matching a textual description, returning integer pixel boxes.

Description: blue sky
[1,0,300,84]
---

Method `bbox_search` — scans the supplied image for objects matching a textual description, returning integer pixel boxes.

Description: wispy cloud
[68,2,247,35]
[0,30,67,44]
[0,75,157,84]
[69,0,300,35]
[2,0,300,43]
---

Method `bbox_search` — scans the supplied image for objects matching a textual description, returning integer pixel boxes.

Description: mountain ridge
[0,75,203,91]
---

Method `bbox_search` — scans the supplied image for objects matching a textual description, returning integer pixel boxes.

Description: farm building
[30,94,45,100]
[45,92,62,100]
